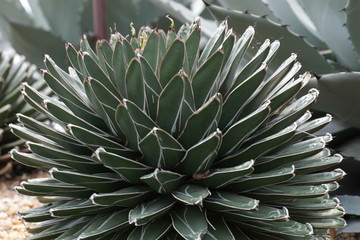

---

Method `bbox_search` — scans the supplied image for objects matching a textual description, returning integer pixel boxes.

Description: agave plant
[12,20,346,239]
[0,51,47,176]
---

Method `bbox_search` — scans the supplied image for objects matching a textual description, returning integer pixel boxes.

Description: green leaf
[230,39,277,92]
[113,39,129,96]
[122,99,157,139]
[171,205,208,240]
[219,101,270,156]
[142,30,162,73]
[10,149,66,171]
[268,73,308,117]
[184,22,201,75]
[139,56,162,120]
[227,166,295,192]
[219,26,255,94]
[159,38,185,87]
[272,197,340,211]
[15,114,91,155]
[175,130,222,175]
[19,178,93,198]
[238,220,313,237]
[139,128,185,169]
[238,54,298,118]
[290,207,345,219]
[157,74,184,134]
[191,50,224,108]
[288,168,345,185]
[50,168,125,192]
[171,184,211,206]
[125,57,146,110]
[27,142,107,173]
[198,160,254,188]
[83,78,121,136]
[178,93,222,149]
[224,205,289,221]
[216,123,296,167]
[198,21,227,66]
[255,136,327,173]
[203,217,235,240]
[249,185,329,202]
[96,148,152,184]
[205,191,259,212]
[78,210,129,240]
[247,89,318,144]
[85,77,121,110]
[294,153,343,174]
[129,196,175,226]
[115,102,139,150]
[28,217,90,240]
[219,64,267,129]
[68,124,131,156]
[140,168,188,194]
[128,216,171,240]
[43,99,103,134]
[304,218,346,229]
[49,199,115,218]
[91,186,153,207]
[206,3,334,74]
[20,202,59,222]
[83,53,120,98]
[41,68,89,115]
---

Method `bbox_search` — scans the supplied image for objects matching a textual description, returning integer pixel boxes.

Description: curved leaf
[206,3,334,74]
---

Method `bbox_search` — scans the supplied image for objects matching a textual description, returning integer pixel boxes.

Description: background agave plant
[0,51,47,177]
[12,20,346,239]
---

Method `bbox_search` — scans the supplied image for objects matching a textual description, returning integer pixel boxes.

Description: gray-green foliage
[12,20,345,239]
[0,50,47,175]
[148,0,360,132]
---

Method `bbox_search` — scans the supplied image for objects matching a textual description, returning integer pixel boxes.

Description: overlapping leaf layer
[12,20,345,239]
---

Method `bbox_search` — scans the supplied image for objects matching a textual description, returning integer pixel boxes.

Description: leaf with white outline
[171,205,208,240]
[129,196,175,226]
[175,130,222,175]
[140,168,187,194]
[172,184,210,206]
[127,216,171,240]
[204,191,259,212]
[139,128,185,169]
[91,186,153,207]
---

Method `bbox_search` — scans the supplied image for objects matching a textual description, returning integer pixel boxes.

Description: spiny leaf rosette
[0,51,46,176]
[12,20,346,240]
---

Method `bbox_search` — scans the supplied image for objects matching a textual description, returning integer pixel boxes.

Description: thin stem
[92,0,107,40]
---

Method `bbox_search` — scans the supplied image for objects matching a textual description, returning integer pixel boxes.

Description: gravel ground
[0,172,358,240]
[0,173,44,240]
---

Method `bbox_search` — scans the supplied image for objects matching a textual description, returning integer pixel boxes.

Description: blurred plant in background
[0,50,49,177]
